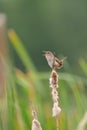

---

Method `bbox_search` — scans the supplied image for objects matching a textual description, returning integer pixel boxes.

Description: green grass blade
[8,29,36,72]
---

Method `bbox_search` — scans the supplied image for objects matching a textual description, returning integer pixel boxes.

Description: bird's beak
[42,51,47,56]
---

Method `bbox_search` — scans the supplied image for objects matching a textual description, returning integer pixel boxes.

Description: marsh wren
[43,51,66,70]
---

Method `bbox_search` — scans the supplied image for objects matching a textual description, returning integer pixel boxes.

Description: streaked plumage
[43,51,66,70]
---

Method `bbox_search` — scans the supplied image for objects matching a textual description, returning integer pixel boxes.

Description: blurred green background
[0,0,87,73]
[0,1,87,130]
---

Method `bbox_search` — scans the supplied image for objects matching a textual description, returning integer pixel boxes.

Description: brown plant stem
[56,115,59,130]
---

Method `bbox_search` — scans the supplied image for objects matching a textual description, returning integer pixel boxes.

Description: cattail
[49,70,58,88]
[49,69,61,130]
[32,105,42,130]
[51,88,58,102]
[49,70,61,117]
[32,118,42,130]
[52,102,61,117]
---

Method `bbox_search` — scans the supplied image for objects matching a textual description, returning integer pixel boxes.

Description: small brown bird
[43,51,66,70]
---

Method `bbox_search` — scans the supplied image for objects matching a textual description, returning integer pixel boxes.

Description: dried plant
[49,70,61,116]
[49,69,61,130]
[31,104,42,130]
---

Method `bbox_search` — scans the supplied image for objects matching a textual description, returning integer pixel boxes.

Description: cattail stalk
[32,106,42,130]
[49,69,61,130]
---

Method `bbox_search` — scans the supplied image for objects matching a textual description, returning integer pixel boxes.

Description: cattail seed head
[52,102,61,117]
[52,88,58,102]
[49,70,58,88]
[32,119,42,130]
